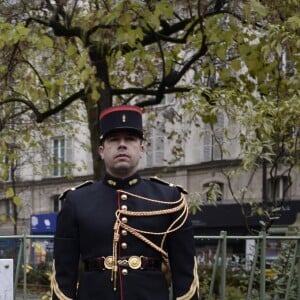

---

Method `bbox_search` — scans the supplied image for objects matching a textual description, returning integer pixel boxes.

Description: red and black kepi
[99,105,143,141]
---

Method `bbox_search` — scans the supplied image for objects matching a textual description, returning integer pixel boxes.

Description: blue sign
[30,213,57,234]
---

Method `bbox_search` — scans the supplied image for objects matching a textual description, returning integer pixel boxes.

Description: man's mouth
[115,154,129,159]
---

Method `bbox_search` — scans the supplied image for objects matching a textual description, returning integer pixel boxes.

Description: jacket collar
[103,173,141,189]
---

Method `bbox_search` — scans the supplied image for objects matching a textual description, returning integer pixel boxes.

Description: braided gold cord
[118,199,185,217]
[51,260,73,300]
[176,257,199,300]
[120,223,168,258]
[116,199,185,224]
[116,202,188,238]
[112,222,120,291]
[111,190,189,291]
[117,189,184,205]
[160,201,188,248]
[115,195,188,237]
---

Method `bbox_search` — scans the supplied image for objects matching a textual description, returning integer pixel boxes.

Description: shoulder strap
[150,176,188,194]
[58,180,94,200]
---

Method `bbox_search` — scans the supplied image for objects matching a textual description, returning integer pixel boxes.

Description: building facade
[0,101,299,238]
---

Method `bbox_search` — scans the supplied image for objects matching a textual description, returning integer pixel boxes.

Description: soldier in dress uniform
[51,105,199,300]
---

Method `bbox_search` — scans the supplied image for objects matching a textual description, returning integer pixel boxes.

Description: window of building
[52,137,65,177]
[1,155,10,181]
[1,153,20,182]
[45,136,72,178]
[203,181,224,203]
[52,194,64,212]
[267,176,290,201]
[203,113,225,161]
[146,125,164,167]
[5,199,13,217]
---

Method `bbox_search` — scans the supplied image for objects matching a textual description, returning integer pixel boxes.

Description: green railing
[1,232,300,299]
[0,234,54,299]
[194,231,300,300]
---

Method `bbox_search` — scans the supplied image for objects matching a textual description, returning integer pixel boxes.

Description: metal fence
[195,231,300,300]
[0,232,299,300]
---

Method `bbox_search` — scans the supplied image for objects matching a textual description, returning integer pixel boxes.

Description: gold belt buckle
[128,256,142,269]
[104,256,113,269]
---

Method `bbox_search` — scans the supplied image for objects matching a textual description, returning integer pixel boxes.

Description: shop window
[267,176,290,201]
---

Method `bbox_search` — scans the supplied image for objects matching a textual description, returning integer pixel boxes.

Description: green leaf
[231,59,241,71]
[216,46,226,61]
[16,24,30,36]
[118,12,131,26]
[155,1,173,19]
[286,16,300,30]
[13,195,22,206]
[66,44,77,57]
[0,214,7,223]
[250,0,269,17]
[41,35,54,48]
[24,131,31,142]
[90,88,100,101]
[5,187,14,198]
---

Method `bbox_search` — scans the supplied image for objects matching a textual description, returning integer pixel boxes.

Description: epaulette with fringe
[58,180,94,200]
[150,176,188,195]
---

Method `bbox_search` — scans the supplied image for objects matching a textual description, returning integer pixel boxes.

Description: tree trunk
[86,47,112,180]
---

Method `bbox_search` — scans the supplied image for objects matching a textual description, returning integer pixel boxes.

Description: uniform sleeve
[166,191,199,300]
[51,196,80,300]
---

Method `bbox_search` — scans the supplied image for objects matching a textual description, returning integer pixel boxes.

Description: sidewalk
[15,289,49,300]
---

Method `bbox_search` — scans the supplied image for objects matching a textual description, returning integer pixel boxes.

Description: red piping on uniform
[117,191,124,300]
[119,266,124,300]
[99,106,142,119]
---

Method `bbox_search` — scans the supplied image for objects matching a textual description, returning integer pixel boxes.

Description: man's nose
[118,138,127,147]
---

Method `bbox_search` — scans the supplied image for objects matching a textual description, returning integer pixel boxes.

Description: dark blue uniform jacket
[52,173,199,300]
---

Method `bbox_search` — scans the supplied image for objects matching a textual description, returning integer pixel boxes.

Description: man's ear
[98,146,104,159]
[140,143,145,156]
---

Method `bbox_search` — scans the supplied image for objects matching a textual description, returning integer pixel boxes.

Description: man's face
[99,131,144,179]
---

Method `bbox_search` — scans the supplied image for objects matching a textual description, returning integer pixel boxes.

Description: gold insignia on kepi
[128,256,142,269]
[107,179,116,186]
[129,178,138,186]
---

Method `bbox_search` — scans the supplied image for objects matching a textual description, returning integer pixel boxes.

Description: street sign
[0,259,13,300]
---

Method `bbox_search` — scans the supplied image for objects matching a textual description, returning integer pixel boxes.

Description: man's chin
[114,161,130,168]
[112,165,132,176]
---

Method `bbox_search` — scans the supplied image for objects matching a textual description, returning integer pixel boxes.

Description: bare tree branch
[0,88,85,122]
[112,86,191,96]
